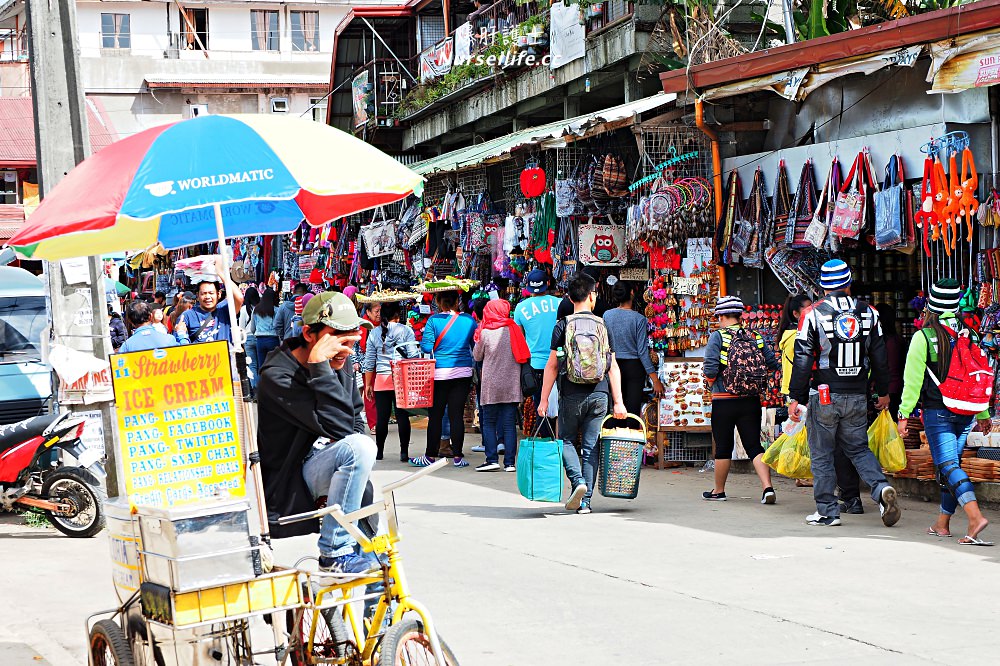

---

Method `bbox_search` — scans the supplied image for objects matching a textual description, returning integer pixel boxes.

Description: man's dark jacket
[257,338,365,537]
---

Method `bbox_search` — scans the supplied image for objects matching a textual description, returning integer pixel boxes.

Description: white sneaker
[565,483,587,511]
[471,445,486,453]
[806,512,841,526]
[476,462,500,472]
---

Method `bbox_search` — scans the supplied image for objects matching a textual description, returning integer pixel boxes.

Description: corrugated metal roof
[410,93,678,176]
[0,96,119,166]
[0,204,25,241]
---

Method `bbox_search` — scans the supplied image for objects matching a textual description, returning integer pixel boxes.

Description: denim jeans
[301,433,377,557]
[559,390,609,504]
[923,409,977,515]
[806,393,889,518]
[482,402,518,466]
[254,336,280,381]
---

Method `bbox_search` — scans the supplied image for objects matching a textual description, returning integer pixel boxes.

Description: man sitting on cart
[257,291,379,574]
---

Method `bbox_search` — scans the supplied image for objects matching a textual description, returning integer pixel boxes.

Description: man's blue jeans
[482,402,517,466]
[806,393,889,518]
[558,391,609,504]
[302,433,377,557]
[923,409,977,515]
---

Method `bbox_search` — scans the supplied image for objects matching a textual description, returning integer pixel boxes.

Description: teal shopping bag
[516,418,563,502]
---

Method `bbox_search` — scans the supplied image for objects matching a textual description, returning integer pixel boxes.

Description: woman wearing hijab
[472,299,531,471]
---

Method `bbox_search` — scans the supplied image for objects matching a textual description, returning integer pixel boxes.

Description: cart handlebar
[277,458,448,526]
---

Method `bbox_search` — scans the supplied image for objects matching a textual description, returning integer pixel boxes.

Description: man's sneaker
[577,503,592,515]
[318,553,379,575]
[879,486,901,527]
[498,444,506,453]
[453,457,469,468]
[761,487,776,505]
[566,483,587,511]
[806,513,842,526]
[504,465,516,472]
[476,462,500,472]
[702,491,727,501]
[471,445,486,453]
[840,497,865,514]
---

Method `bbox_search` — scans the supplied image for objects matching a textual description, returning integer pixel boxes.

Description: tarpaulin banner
[549,1,584,70]
[420,37,455,83]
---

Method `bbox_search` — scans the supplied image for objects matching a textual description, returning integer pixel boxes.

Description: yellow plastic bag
[868,410,907,473]
[763,424,813,479]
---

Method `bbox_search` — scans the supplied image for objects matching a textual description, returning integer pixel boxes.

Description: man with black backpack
[788,259,901,528]
[702,296,780,503]
[537,273,627,515]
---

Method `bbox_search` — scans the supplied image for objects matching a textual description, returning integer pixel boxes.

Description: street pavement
[2,430,1000,665]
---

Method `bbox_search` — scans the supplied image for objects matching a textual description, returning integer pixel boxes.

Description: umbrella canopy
[103,277,130,296]
[8,114,424,260]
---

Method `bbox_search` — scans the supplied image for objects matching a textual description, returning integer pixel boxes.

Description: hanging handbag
[831,150,876,240]
[770,161,792,248]
[874,154,905,250]
[787,160,817,248]
[804,159,834,249]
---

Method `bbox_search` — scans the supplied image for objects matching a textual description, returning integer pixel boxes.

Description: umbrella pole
[214,203,272,550]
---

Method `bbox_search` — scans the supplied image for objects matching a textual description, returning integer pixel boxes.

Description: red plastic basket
[391,358,435,409]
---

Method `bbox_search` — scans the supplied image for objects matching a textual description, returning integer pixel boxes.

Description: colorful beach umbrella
[7,114,424,261]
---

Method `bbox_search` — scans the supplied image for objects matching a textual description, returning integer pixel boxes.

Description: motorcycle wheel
[42,466,106,537]
[90,619,136,666]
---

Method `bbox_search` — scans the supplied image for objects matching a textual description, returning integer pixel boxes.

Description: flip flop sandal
[927,527,952,537]
[959,535,995,546]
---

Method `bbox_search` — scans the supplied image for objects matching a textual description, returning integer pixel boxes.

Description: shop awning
[927,28,1000,93]
[144,74,330,90]
[659,0,1000,98]
[410,93,678,176]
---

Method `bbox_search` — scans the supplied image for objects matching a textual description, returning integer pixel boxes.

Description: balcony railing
[584,0,635,35]
[0,28,28,62]
[349,58,412,131]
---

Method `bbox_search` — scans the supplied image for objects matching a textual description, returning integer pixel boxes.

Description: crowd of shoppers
[105,251,995,545]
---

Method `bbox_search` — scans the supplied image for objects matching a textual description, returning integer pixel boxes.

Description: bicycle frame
[278,458,449,665]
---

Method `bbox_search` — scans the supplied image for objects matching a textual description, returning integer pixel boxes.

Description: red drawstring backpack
[925,327,994,415]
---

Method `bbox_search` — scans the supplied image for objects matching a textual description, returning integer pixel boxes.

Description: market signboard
[111,341,244,509]
[419,37,454,83]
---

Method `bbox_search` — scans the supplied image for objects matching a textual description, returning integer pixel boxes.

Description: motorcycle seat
[0,415,62,453]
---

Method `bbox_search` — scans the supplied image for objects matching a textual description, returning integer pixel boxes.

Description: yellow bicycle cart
[86,459,457,666]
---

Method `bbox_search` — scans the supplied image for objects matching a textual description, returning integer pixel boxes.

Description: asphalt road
[2,433,999,665]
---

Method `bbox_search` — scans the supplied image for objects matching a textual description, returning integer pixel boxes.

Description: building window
[250,10,279,51]
[309,97,327,123]
[270,98,289,113]
[290,11,319,52]
[179,8,208,50]
[101,13,131,49]
[417,15,445,52]
[187,104,209,118]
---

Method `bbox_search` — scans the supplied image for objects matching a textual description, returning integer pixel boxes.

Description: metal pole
[27,0,119,496]
[214,204,270,544]
[360,17,418,84]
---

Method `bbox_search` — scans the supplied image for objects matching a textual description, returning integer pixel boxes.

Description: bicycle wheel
[286,601,353,665]
[90,619,136,666]
[379,618,459,666]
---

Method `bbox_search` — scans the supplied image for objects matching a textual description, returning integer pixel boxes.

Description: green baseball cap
[302,292,372,331]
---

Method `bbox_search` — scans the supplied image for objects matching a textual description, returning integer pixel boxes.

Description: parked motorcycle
[0,412,106,537]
